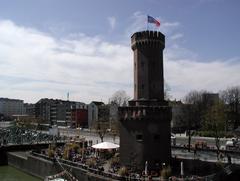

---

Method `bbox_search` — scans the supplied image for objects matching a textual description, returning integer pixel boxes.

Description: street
[57,128,240,164]
[59,128,232,147]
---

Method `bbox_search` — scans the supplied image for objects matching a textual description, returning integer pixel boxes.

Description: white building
[88,101,104,128]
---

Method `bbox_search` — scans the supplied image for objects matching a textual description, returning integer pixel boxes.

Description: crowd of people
[39,142,174,180]
[41,141,119,174]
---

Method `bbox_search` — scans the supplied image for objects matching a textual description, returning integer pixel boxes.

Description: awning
[91,141,119,150]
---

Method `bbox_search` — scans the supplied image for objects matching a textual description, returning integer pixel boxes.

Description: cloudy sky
[0,0,239,103]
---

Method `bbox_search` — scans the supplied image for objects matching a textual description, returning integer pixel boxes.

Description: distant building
[71,103,88,128]
[88,101,105,128]
[0,113,16,127]
[109,103,119,128]
[23,103,35,116]
[170,100,185,132]
[35,98,85,127]
[0,98,24,117]
[202,93,219,106]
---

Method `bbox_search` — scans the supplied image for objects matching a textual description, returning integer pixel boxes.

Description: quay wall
[7,152,118,181]
[6,151,240,181]
[0,147,8,165]
[0,142,66,165]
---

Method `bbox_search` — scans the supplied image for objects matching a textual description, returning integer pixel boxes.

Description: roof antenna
[67,92,69,101]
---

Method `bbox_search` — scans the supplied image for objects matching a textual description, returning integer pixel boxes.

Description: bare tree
[110,120,120,143]
[93,121,109,142]
[164,81,171,100]
[91,105,110,142]
[109,90,130,106]
[182,90,207,151]
[202,101,226,159]
[220,86,240,129]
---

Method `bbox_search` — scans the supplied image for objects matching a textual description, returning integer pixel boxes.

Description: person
[99,166,104,172]
[219,152,224,160]
[227,154,232,164]
[194,144,197,158]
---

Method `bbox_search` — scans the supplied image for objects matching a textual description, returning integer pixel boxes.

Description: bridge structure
[0,126,68,165]
[0,126,67,146]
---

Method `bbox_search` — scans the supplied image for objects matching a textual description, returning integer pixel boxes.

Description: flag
[148,15,160,27]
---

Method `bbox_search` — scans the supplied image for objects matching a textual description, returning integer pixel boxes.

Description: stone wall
[0,148,8,165]
[7,152,119,181]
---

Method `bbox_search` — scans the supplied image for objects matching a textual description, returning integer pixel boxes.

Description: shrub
[118,166,128,176]
[69,143,80,152]
[86,158,96,168]
[63,147,70,160]
[110,157,120,167]
[160,165,171,179]
[48,149,55,158]
[216,160,224,170]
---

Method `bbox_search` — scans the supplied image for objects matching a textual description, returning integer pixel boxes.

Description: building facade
[0,98,24,117]
[88,101,104,128]
[202,93,219,106]
[71,103,88,128]
[35,98,85,127]
[23,103,35,116]
[119,31,172,171]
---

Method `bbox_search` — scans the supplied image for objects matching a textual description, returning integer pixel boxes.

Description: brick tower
[119,31,172,171]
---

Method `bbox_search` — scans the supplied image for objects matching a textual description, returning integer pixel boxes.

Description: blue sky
[0,0,240,103]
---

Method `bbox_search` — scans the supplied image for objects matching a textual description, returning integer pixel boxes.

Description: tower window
[136,134,143,141]
[154,134,160,141]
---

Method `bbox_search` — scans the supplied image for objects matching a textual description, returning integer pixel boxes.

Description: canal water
[0,166,41,181]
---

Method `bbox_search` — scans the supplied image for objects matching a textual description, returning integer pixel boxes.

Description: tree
[220,86,240,129]
[110,120,120,143]
[164,81,171,100]
[109,90,130,106]
[183,90,210,128]
[202,101,226,158]
[92,121,109,142]
[182,90,207,151]
[91,105,110,142]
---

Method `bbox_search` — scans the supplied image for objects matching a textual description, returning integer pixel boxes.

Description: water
[0,166,41,181]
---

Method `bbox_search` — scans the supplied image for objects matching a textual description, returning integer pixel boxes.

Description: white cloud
[0,19,239,104]
[170,33,184,40]
[165,58,240,100]
[107,16,116,31]
[162,22,180,28]
[125,11,147,36]
[0,19,132,103]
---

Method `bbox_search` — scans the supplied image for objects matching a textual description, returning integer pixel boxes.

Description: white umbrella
[91,141,120,150]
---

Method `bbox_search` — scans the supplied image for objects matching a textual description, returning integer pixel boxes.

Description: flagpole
[147,15,148,31]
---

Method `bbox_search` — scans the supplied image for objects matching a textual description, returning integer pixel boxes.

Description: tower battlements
[131,31,165,50]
